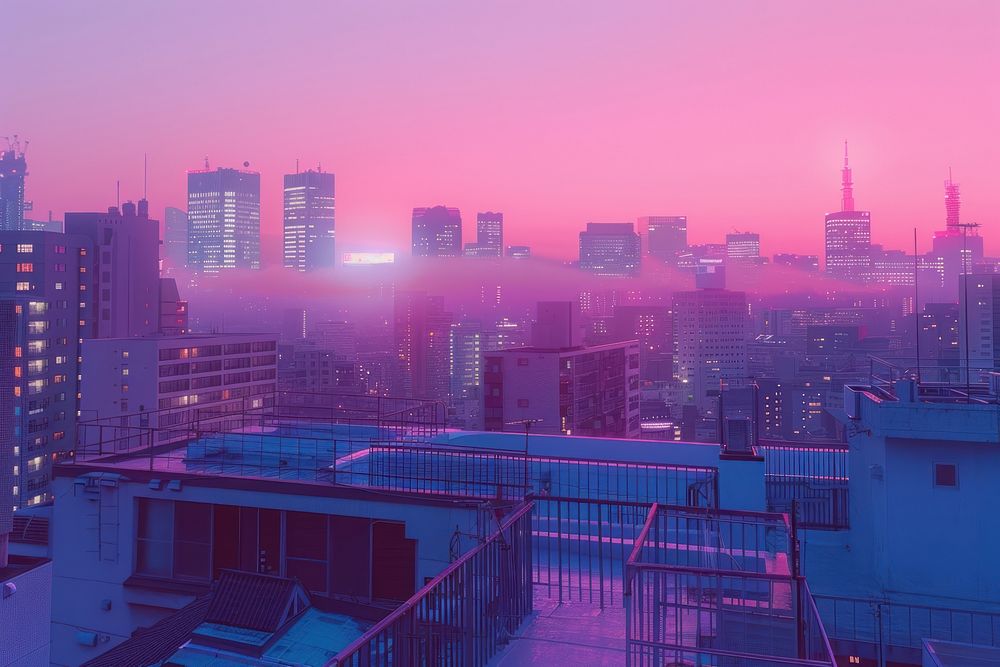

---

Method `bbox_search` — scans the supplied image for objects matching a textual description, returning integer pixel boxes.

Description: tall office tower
[579,223,641,276]
[959,274,1000,375]
[611,304,673,381]
[725,232,761,264]
[483,340,641,438]
[824,143,871,281]
[65,200,160,338]
[449,321,504,428]
[932,171,983,296]
[641,216,687,264]
[187,167,261,271]
[773,254,819,272]
[532,301,584,349]
[464,211,503,257]
[283,169,335,271]
[0,231,89,507]
[673,285,748,415]
[411,206,462,257]
[393,291,453,399]
[163,206,188,271]
[0,145,27,231]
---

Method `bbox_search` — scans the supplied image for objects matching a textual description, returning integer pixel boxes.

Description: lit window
[16,244,33,253]
[16,282,31,291]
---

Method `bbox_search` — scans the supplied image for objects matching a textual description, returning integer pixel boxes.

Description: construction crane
[1,134,29,156]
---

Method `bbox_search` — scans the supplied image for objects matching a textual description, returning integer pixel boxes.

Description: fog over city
[2,2,998,667]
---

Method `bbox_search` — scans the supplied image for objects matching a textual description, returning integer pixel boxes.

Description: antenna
[116,180,120,209]
[913,228,920,384]
[296,158,299,174]
[143,153,148,200]
[204,156,210,170]
[958,221,981,401]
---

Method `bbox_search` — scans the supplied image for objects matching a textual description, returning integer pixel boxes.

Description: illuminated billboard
[342,252,396,265]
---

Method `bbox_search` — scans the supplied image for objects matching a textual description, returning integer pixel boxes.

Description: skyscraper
[641,216,687,263]
[65,200,161,339]
[0,230,90,507]
[187,167,261,271]
[163,206,188,271]
[412,206,462,257]
[725,232,761,264]
[931,171,983,296]
[463,211,503,257]
[579,222,641,276]
[393,290,453,399]
[0,144,27,231]
[283,169,335,271]
[824,143,871,281]
[673,284,748,415]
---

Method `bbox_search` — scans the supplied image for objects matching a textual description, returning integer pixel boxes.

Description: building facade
[187,167,261,271]
[641,216,687,264]
[80,333,278,444]
[162,206,188,271]
[65,200,160,338]
[0,147,27,232]
[673,286,748,414]
[411,206,462,257]
[579,223,641,277]
[463,211,503,257]
[0,231,89,507]
[283,170,335,272]
[483,340,641,438]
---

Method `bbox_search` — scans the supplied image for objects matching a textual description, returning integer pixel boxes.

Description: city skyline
[3,1,998,260]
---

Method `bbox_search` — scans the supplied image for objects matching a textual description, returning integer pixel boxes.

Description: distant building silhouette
[641,216,687,264]
[464,211,503,257]
[412,206,462,257]
[163,206,188,271]
[824,142,871,281]
[0,146,27,231]
[283,169,335,271]
[187,167,261,271]
[579,222,640,276]
[65,200,161,338]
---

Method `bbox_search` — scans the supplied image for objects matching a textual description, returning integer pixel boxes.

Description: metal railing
[869,356,1000,404]
[760,441,849,530]
[624,504,836,666]
[815,595,1000,652]
[338,443,719,507]
[327,502,533,667]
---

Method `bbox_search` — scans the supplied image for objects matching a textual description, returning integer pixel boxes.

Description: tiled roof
[204,569,304,633]
[81,596,210,667]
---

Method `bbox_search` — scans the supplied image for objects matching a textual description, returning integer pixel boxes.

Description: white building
[80,333,278,445]
[673,286,748,414]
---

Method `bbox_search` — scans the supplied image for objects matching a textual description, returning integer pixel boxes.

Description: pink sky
[4,1,998,262]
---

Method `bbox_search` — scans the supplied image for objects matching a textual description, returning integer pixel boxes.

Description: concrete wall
[0,560,52,667]
[49,474,482,666]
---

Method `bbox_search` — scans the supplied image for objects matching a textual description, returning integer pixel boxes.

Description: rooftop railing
[624,504,836,667]
[327,501,534,667]
[759,441,849,530]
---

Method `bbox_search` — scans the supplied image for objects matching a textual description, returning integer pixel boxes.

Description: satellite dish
[243,161,250,168]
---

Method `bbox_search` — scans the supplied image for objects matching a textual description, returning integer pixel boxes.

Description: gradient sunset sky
[4,0,998,262]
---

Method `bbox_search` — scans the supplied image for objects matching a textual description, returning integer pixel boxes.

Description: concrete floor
[491,585,627,666]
